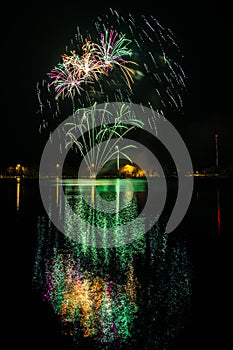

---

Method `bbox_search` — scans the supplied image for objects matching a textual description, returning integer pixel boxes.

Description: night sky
[2,1,232,171]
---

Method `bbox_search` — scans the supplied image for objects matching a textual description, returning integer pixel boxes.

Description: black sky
[2,1,233,171]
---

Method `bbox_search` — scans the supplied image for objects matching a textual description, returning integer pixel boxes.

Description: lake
[1,176,232,349]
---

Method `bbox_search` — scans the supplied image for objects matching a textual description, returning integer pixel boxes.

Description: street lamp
[15,163,21,176]
[215,133,219,168]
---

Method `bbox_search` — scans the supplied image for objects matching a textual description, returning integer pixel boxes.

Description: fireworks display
[47,29,138,100]
[33,8,191,349]
[36,8,186,133]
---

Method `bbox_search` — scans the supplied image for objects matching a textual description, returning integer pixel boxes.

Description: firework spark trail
[64,103,143,176]
[92,29,139,91]
[47,64,85,99]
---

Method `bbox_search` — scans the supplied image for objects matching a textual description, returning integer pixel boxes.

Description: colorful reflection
[63,179,147,249]
[33,179,191,348]
[16,176,20,211]
[43,250,138,343]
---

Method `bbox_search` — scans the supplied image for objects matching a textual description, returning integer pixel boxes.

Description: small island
[96,158,146,179]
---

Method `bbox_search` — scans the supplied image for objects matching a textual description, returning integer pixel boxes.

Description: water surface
[1,176,232,349]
